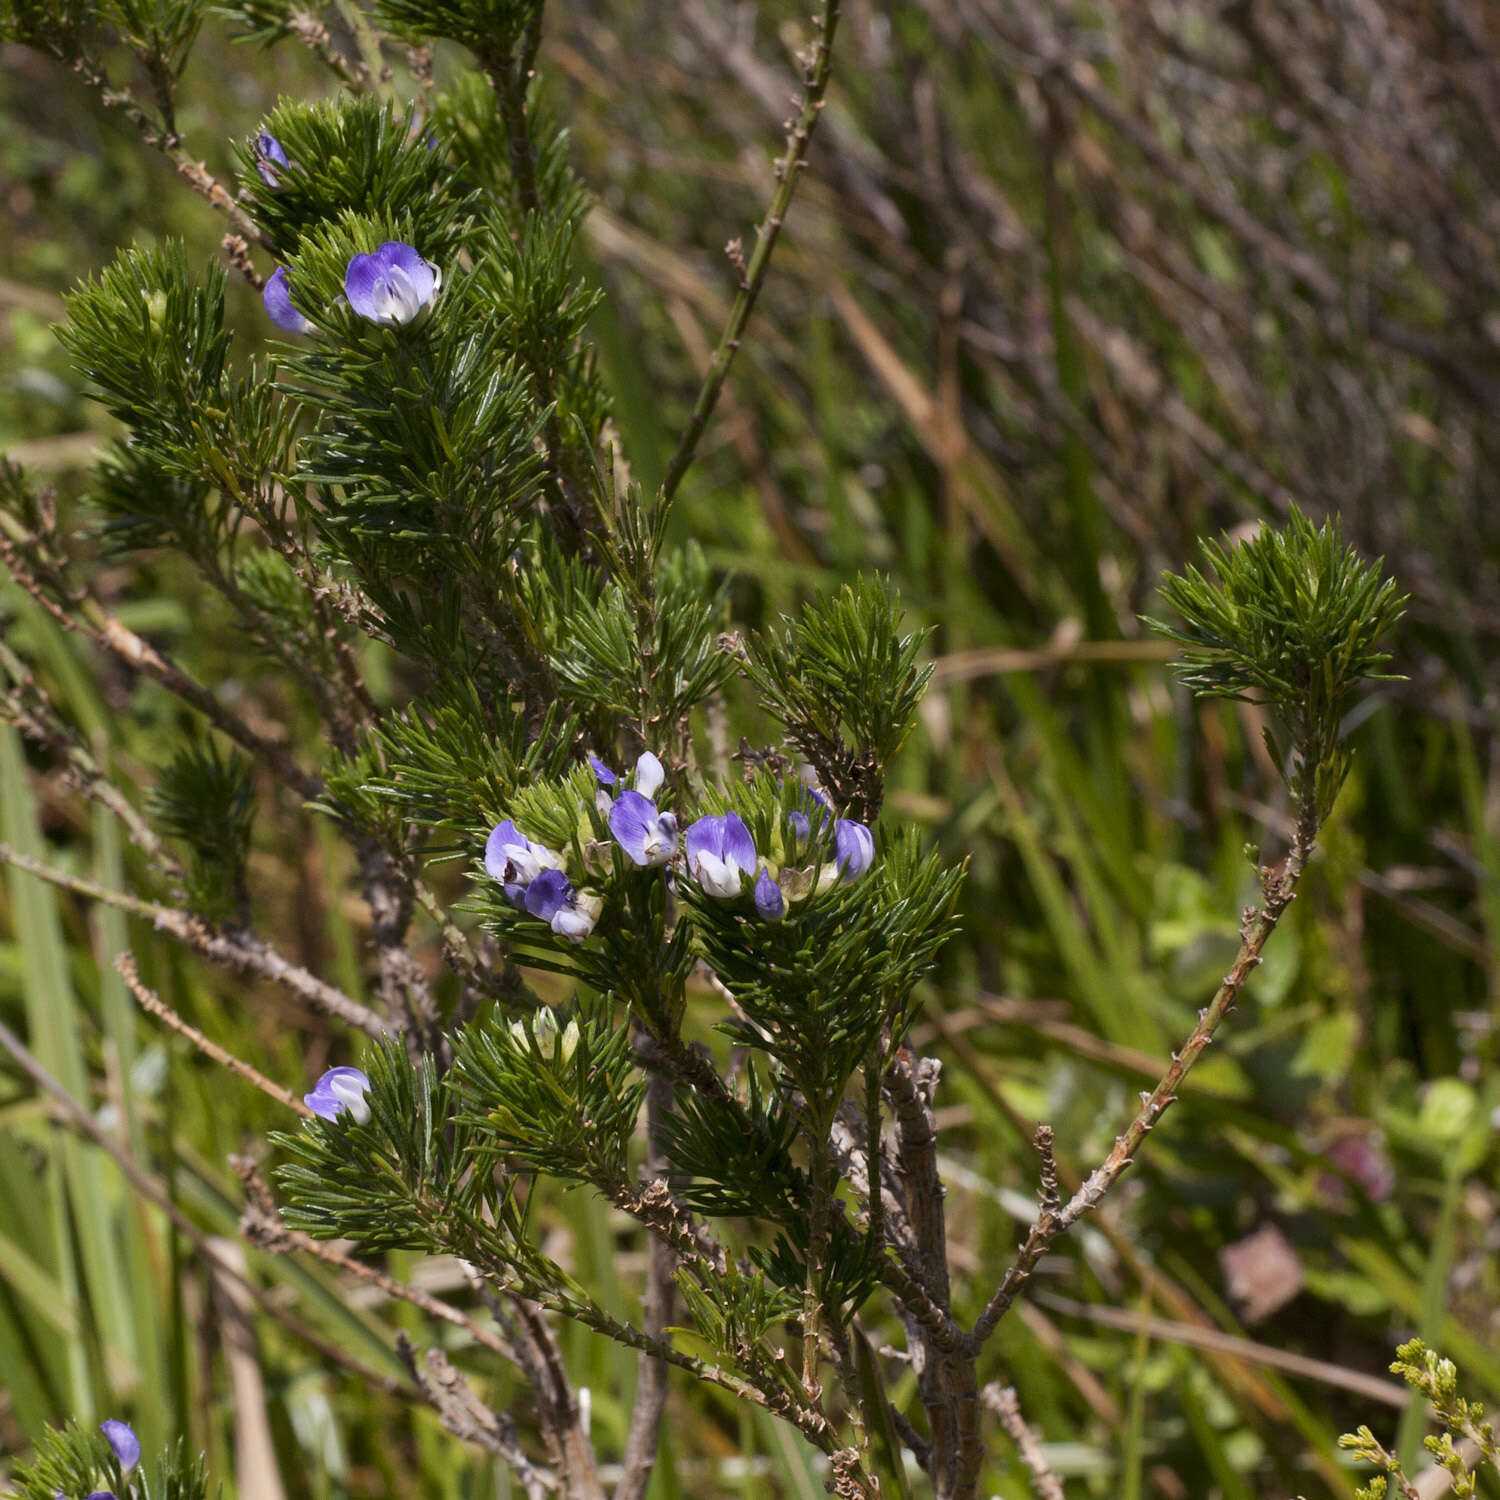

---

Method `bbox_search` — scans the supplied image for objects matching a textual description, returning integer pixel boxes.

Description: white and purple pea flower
[833,818,875,882]
[683,811,785,921]
[603,752,679,868]
[345,241,442,326]
[304,1066,372,1124]
[253,130,288,187]
[485,819,600,941]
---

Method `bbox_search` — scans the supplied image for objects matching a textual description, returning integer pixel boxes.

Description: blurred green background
[1,1,1498,1496]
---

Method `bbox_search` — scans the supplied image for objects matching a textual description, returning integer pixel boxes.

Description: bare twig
[969,812,1318,1349]
[660,0,843,503]
[117,953,313,1116]
[0,842,388,1037]
[981,1385,1064,1500]
[615,1073,677,1500]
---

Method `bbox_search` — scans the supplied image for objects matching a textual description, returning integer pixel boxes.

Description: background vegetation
[0,0,1497,1496]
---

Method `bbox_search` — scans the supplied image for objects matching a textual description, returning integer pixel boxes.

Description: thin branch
[968,813,1317,1350]
[981,1385,1064,1500]
[660,0,843,503]
[615,1073,676,1500]
[117,952,313,1116]
[0,841,388,1038]
[396,1337,555,1494]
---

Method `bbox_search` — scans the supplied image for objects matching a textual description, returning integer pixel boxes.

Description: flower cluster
[483,752,875,942]
[485,819,601,941]
[254,133,442,336]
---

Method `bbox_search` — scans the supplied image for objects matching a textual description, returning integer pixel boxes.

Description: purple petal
[344,250,385,320]
[254,131,288,186]
[263,267,312,334]
[524,868,572,922]
[86,1493,120,1500]
[789,810,810,844]
[485,820,527,881]
[304,1066,371,1123]
[374,241,437,303]
[99,1421,139,1471]
[685,813,725,867]
[609,790,655,865]
[720,813,755,874]
[589,754,617,785]
[834,819,875,882]
[754,868,785,921]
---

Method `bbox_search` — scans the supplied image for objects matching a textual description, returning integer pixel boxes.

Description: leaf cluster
[1147,507,1406,818]
[746,578,932,820]
[689,828,964,1109]
[236,97,480,263]
[372,0,540,58]
[275,1040,476,1252]
[146,733,256,922]
[451,1002,644,1184]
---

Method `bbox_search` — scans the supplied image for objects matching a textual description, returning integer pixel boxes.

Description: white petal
[635,751,664,800]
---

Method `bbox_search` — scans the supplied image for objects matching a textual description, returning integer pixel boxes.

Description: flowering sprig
[603,752,678,868]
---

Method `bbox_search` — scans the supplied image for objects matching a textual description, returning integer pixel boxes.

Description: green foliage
[690,827,964,1111]
[1339,1341,1499,1499]
[371,0,540,57]
[236,97,479,261]
[146,733,255,922]
[746,579,933,819]
[1148,506,1406,819]
[5,1421,212,1500]
[58,242,230,471]
[101,0,205,78]
[451,1001,644,1184]
[274,1039,469,1252]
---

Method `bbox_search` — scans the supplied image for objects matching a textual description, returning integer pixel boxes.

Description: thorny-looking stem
[660,0,843,504]
[967,799,1320,1353]
[614,1072,677,1500]
[117,953,313,1117]
[981,1385,1065,1500]
[0,841,388,1037]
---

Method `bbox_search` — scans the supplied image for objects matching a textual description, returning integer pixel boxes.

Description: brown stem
[615,1073,676,1500]
[981,1385,1064,1500]
[0,842,388,1037]
[968,812,1317,1352]
[660,0,843,504]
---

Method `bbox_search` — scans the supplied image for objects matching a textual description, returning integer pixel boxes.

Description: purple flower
[99,1421,139,1472]
[86,1493,119,1500]
[609,790,678,867]
[345,241,442,326]
[254,131,288,187]
[789,787,830,846]
[263,267,312,334]
[685,812,756,899]
[589,754,617,786]
[834,819,875,882]
[523,867,600,941]
[485,819,563,907]
[753,867,785,922]
[304,1066,372,1125]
